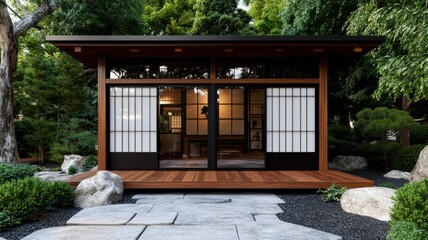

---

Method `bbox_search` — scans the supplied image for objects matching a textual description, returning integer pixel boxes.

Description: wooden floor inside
[69,170,373,189]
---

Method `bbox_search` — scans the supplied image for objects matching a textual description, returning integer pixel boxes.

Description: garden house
[47,35,383,189]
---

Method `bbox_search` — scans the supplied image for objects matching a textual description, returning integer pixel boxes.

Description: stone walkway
[22,193,342,240]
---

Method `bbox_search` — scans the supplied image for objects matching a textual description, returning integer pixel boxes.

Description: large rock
[340,187,396,221]
[329,155,367,171]
[410,145,428,182]
[384,170,411,180]
[61,154,85,173]
[74,171,123,208]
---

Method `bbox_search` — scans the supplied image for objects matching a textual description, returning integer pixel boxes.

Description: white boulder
[74,171,123,208]
[329,155,367,171]
[384,170,411,181]
[34,171,74,182]
[410,145,428,182]
[340,187,396,221]
[61,154,85,173]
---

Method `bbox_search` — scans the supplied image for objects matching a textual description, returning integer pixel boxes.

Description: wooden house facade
[47,36,383,189]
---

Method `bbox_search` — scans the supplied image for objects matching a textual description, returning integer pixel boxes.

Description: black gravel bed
[275,169,408,240]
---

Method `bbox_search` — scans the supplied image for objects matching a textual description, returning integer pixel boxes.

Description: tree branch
[13,0,59,38]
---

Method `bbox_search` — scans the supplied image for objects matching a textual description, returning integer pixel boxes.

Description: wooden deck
[69,170,373,189]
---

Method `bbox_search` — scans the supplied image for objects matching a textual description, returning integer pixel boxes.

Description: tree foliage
[144,0,195,35]
[355,107,414,144]
[246,0,284,35]
[347,0,428,103]
[281,0,361,35]
[47,0,147,35]
[192,0,254,35]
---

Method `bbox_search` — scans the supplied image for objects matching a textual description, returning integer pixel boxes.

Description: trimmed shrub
[329,124,354,142]
[83,155,98,171]
[0,211,19,232]
[390,145,425,172]
[387,221,428,240]
[410,124,428,145]
[0,164,36,185]
[390,179,428,230]
[318,183,347,202]
[47,181,75,207]
[68,165,78,175]
[357,142,400,170]
[0,177,75,229]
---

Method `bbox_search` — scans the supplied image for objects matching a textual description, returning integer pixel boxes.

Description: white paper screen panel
[266,87,316,153]
[109,87,157,152]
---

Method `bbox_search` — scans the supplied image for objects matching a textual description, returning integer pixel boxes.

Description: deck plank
[69,170,373,189]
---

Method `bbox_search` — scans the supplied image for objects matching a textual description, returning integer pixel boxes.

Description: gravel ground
[276,169,408,240]
[0,169,408,240]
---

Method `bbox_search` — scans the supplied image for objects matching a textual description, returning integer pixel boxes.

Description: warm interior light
[353,46,363,52]
[174,48,183,53]
[129,48,140,53]
[224,48,234,53]
[313,48,324,52]
[74,47,82,52]
[275,48,285,53]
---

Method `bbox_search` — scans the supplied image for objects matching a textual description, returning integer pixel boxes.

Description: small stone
[74,171,124,208]
[61,154,86,173]
[329,155,367,171]
[384,170,411,180]
[410,145,428,182]
[340,187,395,221]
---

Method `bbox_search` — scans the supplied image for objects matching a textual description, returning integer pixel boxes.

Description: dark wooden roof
[46,35,385,68]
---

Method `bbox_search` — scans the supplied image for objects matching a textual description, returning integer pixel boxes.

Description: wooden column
[319,56,328,171]
[97,55,107,170]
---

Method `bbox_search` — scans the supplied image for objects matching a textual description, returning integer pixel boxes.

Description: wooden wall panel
[319,56,328,171]
[98,55,107,170]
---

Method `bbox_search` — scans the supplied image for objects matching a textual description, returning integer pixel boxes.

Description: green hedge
[390,145,425,172]
[410,124,428,145]
[357,142,400,170]
[387,221,428,240]
[390,179,428,231]
[0,177,75,231]
[0,164,36,185]
[83,155,98,171]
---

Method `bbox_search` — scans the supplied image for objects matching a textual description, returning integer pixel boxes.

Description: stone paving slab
[21,226,145,240]
[150,203,282,215]
[183,192,285,204]
[173,197,232,204]
[237,222,342,240]
[133,193,185,204]
[139,225,239,240]
[128,212,178,225]
[67,204,153,225]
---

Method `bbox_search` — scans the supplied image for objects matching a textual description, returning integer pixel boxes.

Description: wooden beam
[106,78,320,85]
[97,55,107,170]
[319,56,328,171]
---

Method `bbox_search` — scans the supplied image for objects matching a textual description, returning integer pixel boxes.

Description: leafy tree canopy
[282,0,361,35]
[47,0,147,35]
[192,0,254,35]
[144,0,196,35]
[347,0,428,103]
[246,0,284,35]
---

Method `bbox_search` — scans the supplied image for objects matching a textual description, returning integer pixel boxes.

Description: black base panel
[108,153,158,170]
[266,153,318,170]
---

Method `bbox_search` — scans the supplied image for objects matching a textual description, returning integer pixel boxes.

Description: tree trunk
[401,96,411,147]
[0,6,20,164]
[0,1,59,164]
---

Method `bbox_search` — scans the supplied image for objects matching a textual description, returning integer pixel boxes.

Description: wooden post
[319,56,328,171]
[97,55,107,170]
